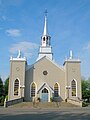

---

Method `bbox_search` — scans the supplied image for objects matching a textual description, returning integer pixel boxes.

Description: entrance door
[41,88,48,102]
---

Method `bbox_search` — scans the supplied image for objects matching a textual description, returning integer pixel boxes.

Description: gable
[37,83,54,94]
[34,56,65,73]
[25,56,65,89]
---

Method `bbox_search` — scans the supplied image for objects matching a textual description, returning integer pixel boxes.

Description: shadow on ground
[0,111,90,120]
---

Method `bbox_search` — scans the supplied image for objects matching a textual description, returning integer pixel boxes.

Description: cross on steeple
[45,10,48,16]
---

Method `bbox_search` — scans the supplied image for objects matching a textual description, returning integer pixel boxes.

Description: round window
[43,71,48,75]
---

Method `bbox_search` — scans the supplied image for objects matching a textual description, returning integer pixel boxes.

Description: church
[8,13,82,104]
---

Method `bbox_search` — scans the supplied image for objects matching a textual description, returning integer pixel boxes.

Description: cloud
[9,41,39,59]
[2,15,6,20]
[6,29,21,37]
[1,74,9,83]
[0,15,6,21]
[84,42,90,50]
[0,15,14,21]
[0,0,24,7]
[80,42,90,78]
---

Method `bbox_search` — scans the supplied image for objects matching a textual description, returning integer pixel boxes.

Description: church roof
[36,56,65,71]
[26,56,65,72]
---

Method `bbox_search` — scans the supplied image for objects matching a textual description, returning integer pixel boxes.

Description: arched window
[54,83,59,97]
[14,79,19,96]
[31,83,36,97]
[71,80,76,96]
[43,37,45,41]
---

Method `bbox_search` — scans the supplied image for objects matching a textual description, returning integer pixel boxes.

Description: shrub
[50,97,53,102]
[82,102,88,107]
[0,96,4,106]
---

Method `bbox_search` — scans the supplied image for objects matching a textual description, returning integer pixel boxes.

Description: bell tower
[37,10,53,61]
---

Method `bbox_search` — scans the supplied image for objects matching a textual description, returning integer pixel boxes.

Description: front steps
[9,101,77,108]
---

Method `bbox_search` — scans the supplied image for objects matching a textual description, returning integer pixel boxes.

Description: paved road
[0,107,90,120]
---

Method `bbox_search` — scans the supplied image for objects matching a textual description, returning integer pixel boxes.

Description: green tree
[87,78,90,90]
[4,77,9,97]
[0,77,3,97]
[82,77,90,102]
[0,77,4,105]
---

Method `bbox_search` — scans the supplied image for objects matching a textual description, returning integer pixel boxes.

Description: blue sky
[0,0,90,82]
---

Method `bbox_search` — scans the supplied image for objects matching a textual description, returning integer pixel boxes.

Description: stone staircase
[9,101,77,108]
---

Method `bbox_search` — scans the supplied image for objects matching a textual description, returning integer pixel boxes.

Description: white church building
[8,13,82,104]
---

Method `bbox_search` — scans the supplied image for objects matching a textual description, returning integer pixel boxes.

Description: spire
[41,10,51,47]
[43,10,49,36]
[37,10,53,61]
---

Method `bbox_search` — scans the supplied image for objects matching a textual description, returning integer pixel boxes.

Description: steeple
[43,10,48,36]
[37,11,53,61]
[41,10,51,47]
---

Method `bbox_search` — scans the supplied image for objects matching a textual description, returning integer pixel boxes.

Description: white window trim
[53,82,60,96]
[30,82,37,97]
[13,78,20,97]
[70,79,77,97]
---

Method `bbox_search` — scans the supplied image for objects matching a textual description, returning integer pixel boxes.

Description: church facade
[8,14,82,103]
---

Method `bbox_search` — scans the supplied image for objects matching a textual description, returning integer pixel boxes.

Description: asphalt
[0,107,90,120]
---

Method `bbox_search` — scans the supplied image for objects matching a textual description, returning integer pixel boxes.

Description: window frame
[54,83,60,97]
[14,79,20,96]
[71,79,77,97]
[30,82,37,97]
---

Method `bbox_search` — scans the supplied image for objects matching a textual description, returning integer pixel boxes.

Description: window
[54,83,59,97]
[43,70,48,75]
[71,80,76,96]
[42,88,48,93]
[46,36,48,40]
[43,37,45,41]
[31,83,36,97]
[14,79,19,96]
